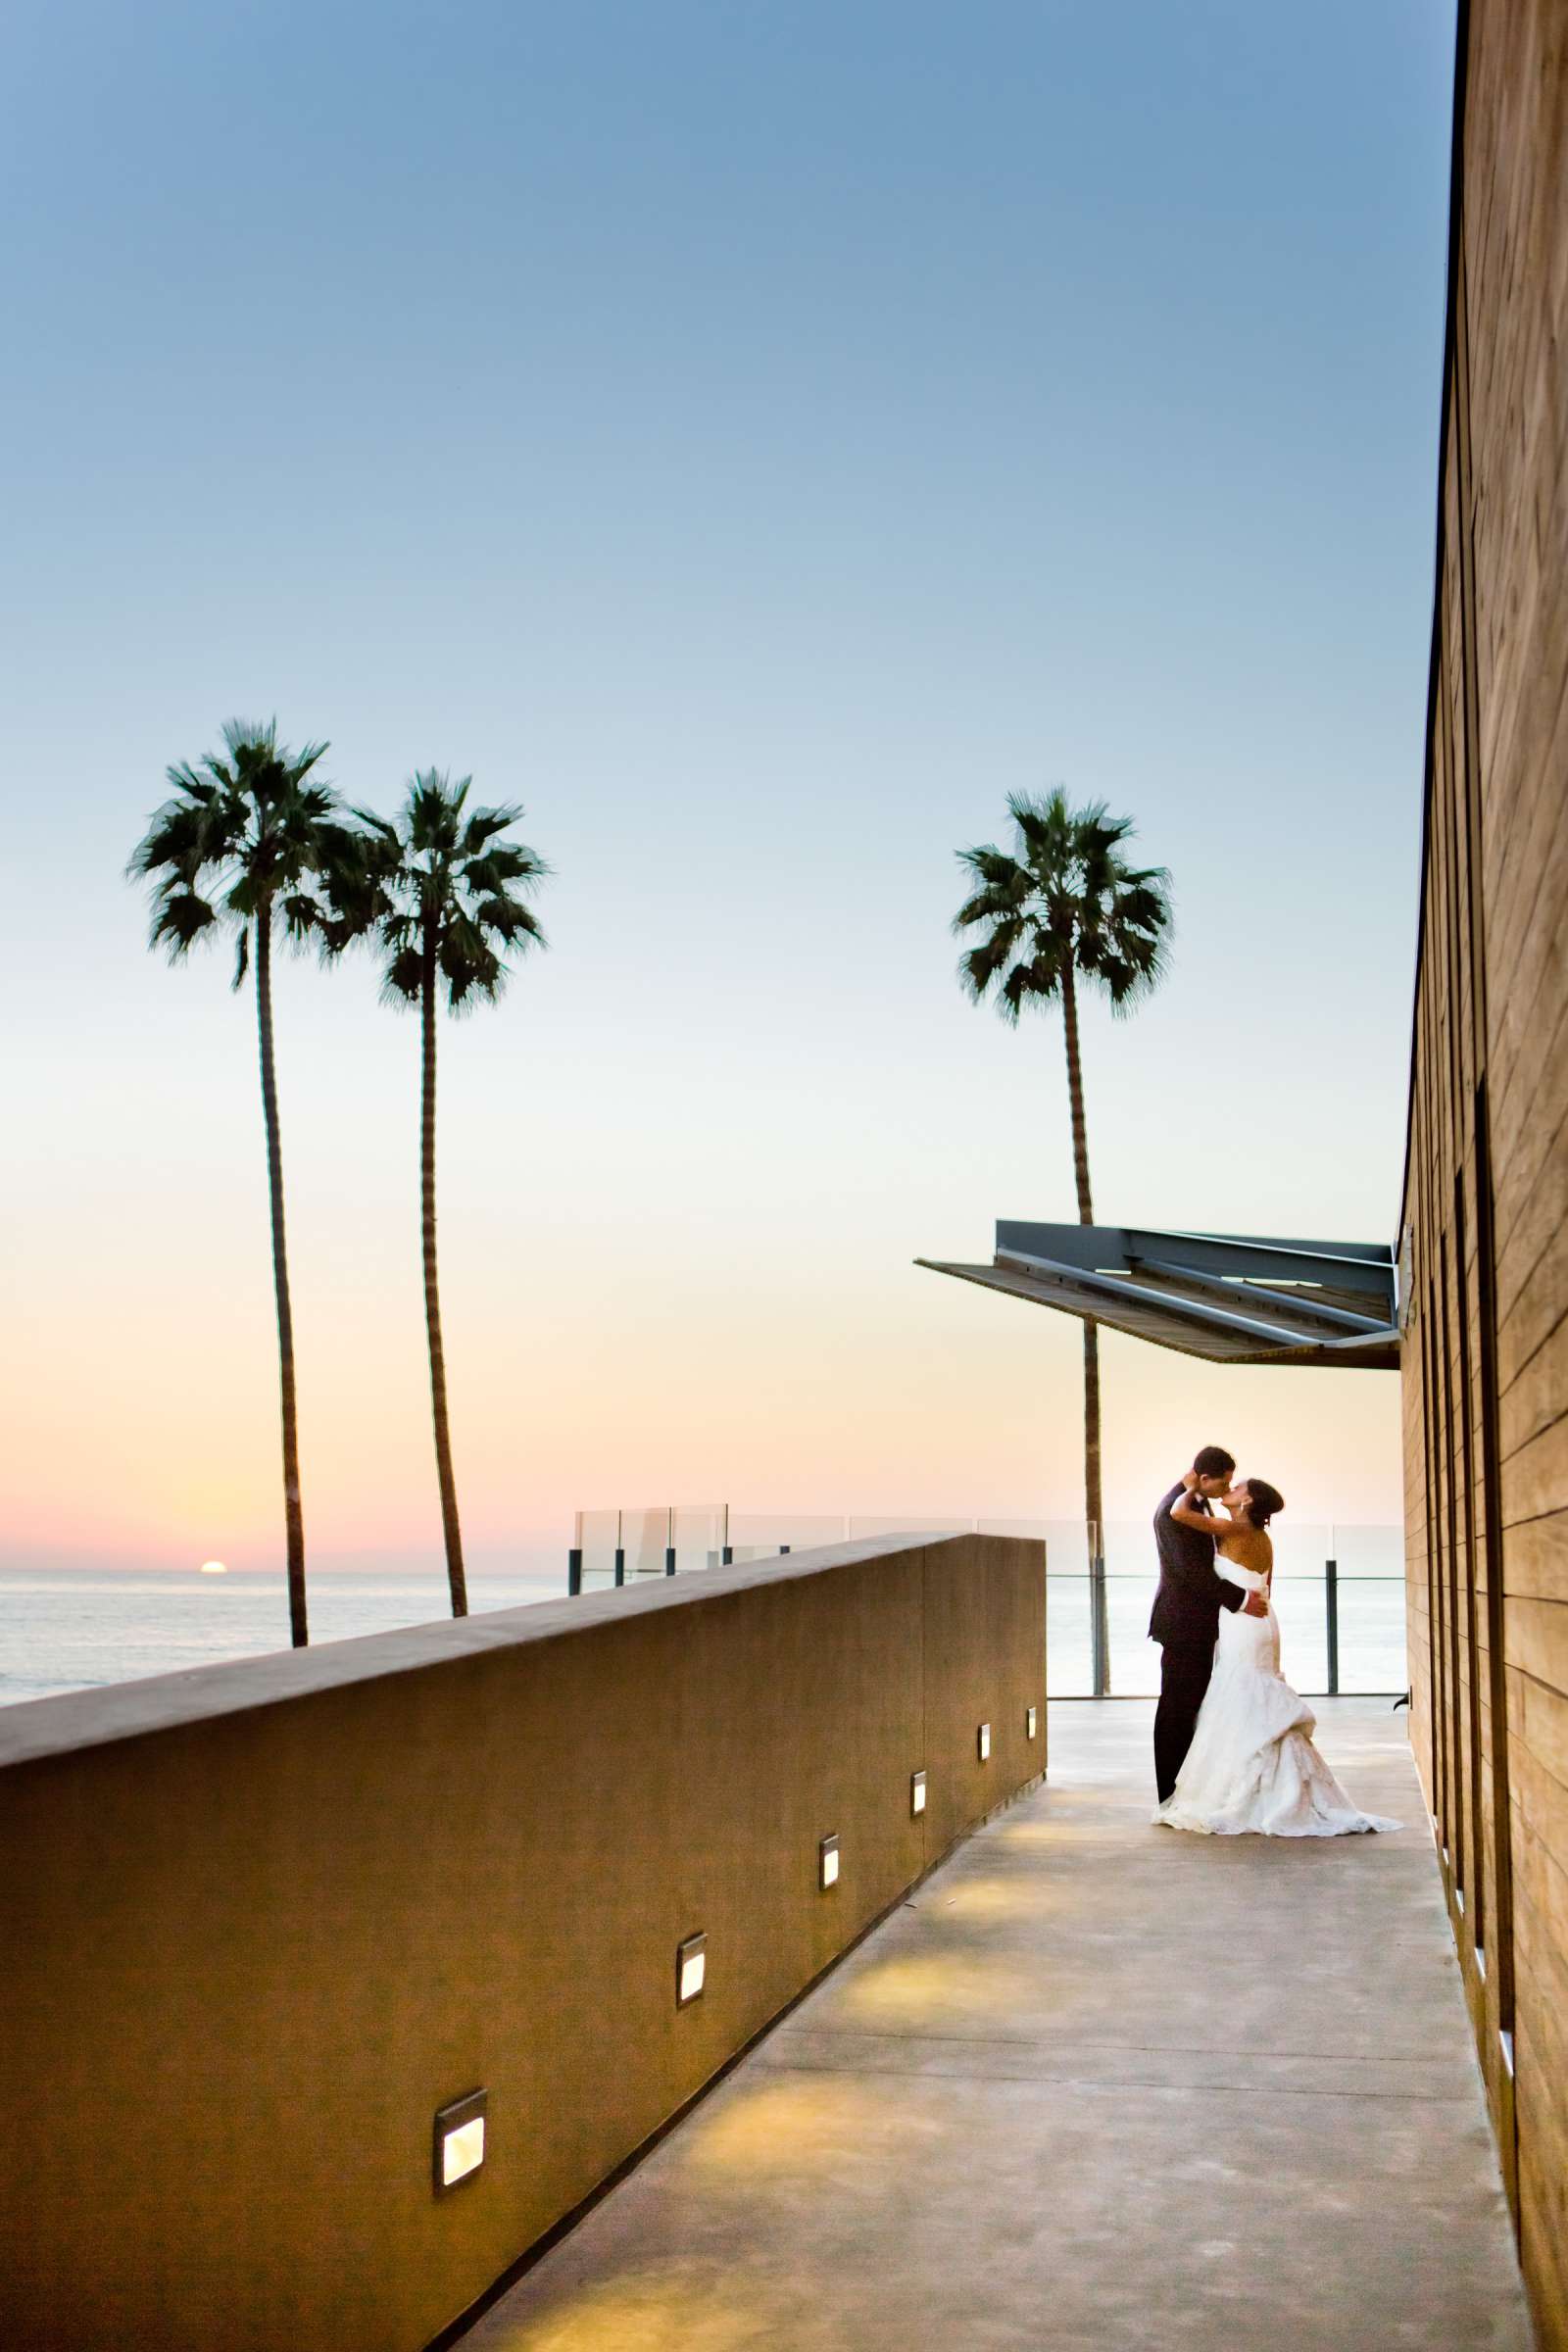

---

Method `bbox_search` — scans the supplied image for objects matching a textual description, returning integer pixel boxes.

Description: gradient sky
[2,2,1455,1575]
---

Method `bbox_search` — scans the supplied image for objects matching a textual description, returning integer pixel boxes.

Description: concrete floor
[465,1700,1533,2352]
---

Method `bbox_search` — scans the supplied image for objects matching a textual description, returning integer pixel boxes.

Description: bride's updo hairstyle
[1246,1480,1285,1530]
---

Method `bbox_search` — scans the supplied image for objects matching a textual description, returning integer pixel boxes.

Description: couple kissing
[1148,1446,1396,1838]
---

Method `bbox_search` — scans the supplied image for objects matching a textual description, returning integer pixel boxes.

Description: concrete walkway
[466,1701,1533,2351]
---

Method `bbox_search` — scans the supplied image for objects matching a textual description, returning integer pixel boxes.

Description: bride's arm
[1167,1495,1219,1533]
[1162,1489,1268,1615]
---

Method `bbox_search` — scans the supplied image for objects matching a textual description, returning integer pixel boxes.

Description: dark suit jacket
[1149,1482,1246,1646]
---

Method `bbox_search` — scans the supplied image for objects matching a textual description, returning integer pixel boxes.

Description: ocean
[0,1569,566,1709]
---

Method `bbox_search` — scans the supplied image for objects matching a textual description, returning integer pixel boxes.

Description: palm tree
[353,774,548,1617]
[953,788,1171,1691]
[130,720,360,1647]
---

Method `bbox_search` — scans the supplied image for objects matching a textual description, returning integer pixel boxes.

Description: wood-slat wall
[1401,4,1568,2341]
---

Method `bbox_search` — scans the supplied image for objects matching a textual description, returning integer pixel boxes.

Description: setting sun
[198,1560,227,1576]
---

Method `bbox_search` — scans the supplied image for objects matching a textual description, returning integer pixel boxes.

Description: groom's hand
[1243,1592,1268,1617]
[1181,1471,1199,1494]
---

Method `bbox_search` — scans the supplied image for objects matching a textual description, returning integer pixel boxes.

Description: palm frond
[380,945,423,1005]
[280,891,324,940]
[149,890,218,958]
[472,895,546,949]
[956,920,1025,1004]
[459,803,523,857]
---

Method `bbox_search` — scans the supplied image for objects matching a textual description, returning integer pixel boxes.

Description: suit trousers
[1153,1631,1218,1802]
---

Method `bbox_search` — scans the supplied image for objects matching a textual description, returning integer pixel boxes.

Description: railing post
[1089,1526,1109,1698]
[567,1546,582,1596]
[613,1508,625,1586]
[1325,1557,1340,1695]
[780,1544,791,1555]
[664,1504,676,1577]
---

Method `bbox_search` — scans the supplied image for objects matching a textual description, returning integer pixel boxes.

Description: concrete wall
[0,1534,1045,2352]
[1399,1,1568,2339]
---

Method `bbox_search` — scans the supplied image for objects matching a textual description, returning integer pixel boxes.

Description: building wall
[0,1534,1046,2352]
[1400,2,1568,2340]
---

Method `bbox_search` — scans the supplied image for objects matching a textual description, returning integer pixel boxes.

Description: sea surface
[0,1561,1409,1710]
[0,1570,567,1708]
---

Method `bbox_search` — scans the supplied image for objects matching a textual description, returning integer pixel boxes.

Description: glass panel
[1102,1577,1156,1696]
[574,1507,621,1592]
[1330,1523,1405,1578]
[1263,1520,1333,1582]
[1047,1575,1094,1696]
[1272,1576,1329,1696]
[725,1513,849,1562]
[1044,1520,1093,1577]
[1333,1580,1408,1693]
[846,1516,973,1541]
[672,1503,726,1572]
[621,1506,671,1577]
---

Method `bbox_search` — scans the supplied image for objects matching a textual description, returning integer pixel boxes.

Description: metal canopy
[916,1221,1399,1370]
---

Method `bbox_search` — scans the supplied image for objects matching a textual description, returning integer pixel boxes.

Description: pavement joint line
[750,2060,1482,2102]
[767,2028,1448,2061]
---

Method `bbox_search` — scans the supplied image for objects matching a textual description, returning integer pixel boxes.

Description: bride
[1155,1475,1398,1838]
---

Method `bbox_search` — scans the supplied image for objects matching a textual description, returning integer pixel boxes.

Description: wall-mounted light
[432,2088,487,2195]
[910,1769,927,1817]
[1026,1705,1038,1740]
[677,1932,707,2006]
[819,1832,840,1889]
[977,1722,991,1762]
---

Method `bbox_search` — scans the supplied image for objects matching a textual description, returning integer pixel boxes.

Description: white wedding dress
[1156,1562,1399,1837]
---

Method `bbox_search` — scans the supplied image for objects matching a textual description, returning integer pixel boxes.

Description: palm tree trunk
[421,950,468,1616]
[255,911,308,1647]
[1060,959,1108,1691]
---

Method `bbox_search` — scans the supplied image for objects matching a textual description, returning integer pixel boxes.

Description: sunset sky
[2,2,1454,1576]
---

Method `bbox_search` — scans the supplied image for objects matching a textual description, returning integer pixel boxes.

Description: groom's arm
[1211,1565,1266,1616]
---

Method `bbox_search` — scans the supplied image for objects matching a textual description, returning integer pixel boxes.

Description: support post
[1326,1557,1340,1695]
[613,1547,625,1587]
[567,1546,582,1596]
[1089,1543,1109,1698]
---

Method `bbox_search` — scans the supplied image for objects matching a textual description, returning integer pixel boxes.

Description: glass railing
[1041,1519,1405,1697]
[567,1509,1407,1698]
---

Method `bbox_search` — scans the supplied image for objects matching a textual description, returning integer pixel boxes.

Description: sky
[1,1,1455,1577]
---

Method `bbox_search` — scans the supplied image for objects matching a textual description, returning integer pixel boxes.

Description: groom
[1151,1446,1268,1802]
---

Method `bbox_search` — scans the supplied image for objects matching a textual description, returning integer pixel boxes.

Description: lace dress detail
[1155,1564,1399,1838]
